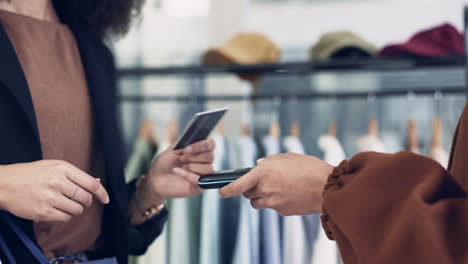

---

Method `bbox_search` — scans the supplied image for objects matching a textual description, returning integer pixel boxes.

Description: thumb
[219,170,259,198]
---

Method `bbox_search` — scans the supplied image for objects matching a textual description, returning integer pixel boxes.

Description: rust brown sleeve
[321,151,468,264]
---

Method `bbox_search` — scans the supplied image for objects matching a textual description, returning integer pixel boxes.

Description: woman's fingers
[59,179,93,206]
[180,151,214,163]
[183,139,215,155]
[70,185,93,206]
[172,167,201,186]
[250,198,269,210]
[220,170,259,198]
[45,208,72,222]
[62,164,109,204]
[53,194,85,216]
[243,187,262,200]
[183,163,214,175]
[172,168,205,196]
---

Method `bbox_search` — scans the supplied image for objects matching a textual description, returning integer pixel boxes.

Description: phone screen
[173,107,228,150]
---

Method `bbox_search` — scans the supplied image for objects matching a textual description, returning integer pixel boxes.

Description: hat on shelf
[380,23,464,58]
[310,31,378,60]
[202,33,280,83]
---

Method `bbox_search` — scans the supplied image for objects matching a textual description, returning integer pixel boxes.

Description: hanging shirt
[218,138,239,264]
[135,140,171,264]
[125,139,157,264]
[259,135,283,264]
[263,135,282,156]
[356,134,387,153]
[302,215,320,258]
[167,153,202,264]
[430,146,449,168]
[312,134,346,264]
[282,136,310,264]
[166,197,202,264]
[199,133,227,264]
[381,132,404,154]
[220,188,241,264]
[232,135,260,264]
[125,139,158,183]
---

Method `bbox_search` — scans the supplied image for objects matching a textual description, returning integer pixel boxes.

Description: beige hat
[310,31,378,60]
[203,33,280,65]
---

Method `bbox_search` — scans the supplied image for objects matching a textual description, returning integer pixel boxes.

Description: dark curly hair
[1,0,145,39]
[68,0,146,39]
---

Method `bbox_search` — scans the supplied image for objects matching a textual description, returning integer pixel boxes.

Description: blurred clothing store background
[114,0,468,263]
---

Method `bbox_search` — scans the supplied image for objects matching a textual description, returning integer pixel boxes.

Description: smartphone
[173,107,229,150]
[198,168,253,189]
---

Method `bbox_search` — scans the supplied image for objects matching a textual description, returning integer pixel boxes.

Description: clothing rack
[120,87,466,102]
[117,56,465,77]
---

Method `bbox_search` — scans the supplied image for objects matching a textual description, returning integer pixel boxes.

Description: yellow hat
[310,31,377,60]
[203,33,280,65]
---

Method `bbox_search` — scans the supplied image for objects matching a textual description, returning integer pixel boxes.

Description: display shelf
[118,56,465,77]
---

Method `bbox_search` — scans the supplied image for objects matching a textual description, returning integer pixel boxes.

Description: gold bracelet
[134,175,165,220]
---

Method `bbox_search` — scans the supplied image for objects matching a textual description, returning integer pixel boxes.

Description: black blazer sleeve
[126,179,168,255]
[101,45,168,256]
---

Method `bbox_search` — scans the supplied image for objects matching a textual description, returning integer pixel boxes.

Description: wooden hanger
[431,117,443,149]
[241,124,251,136]
[216,122,225,136]
[328,121,337,137]
[406,119,419,153]
[289,121,300,138]
[269,121,281,139]
[138,119,158,147]
[367,118,379,137]
[165,119,179,144]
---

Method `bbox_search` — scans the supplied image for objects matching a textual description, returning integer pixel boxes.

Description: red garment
[380,23,464,57]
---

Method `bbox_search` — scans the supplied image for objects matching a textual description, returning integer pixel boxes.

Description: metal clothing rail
[117,56,465,77]
[120,86,466,102]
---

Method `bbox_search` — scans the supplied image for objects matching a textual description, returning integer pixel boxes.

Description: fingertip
[218,188,228,198]
[207,139,216,150]
[99,189,110,204]
[219,186,233,198]
[100,185,110,204]
[102,196,110,204]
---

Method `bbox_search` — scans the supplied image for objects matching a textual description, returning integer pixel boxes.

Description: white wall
[248,0,466,60]
[116,0,467,65]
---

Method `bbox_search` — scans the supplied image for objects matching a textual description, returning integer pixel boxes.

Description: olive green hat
[310,31,378,60]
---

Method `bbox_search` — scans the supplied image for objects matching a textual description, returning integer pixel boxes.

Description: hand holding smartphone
[172,107,252,189]
[173,107,228,150]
